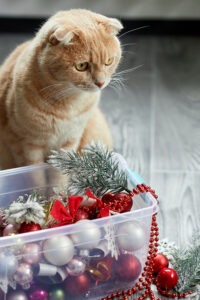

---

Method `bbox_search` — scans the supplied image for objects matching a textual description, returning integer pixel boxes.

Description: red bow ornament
[50,195,83,227]
[86,189,110,218]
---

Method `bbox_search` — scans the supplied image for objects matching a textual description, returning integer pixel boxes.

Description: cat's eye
[75,62,89,72]
[105,57,114,66]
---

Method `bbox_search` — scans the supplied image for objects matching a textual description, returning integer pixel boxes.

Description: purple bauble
[7,290,28,300]
[113,254,142,282]
[29,287,48,300]
[23,243,42,264]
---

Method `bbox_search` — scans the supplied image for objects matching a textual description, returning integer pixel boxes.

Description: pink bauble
[23,243,42,264]
[65,273,90,296]
[113,254,142,282]
[3,224,18,236]
[29,287,48,300]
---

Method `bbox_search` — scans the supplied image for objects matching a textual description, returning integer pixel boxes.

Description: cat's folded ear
[48,28,74,45]
[97,17,123,36]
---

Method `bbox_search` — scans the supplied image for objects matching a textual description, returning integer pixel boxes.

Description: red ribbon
[86,189,110,218]
[50,195,83,227]
[50,189,110,227]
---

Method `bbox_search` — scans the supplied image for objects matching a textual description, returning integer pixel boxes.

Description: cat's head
[37,9,123,93]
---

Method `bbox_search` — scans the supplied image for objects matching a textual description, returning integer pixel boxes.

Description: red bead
[127,290,132,296]
[106,296,111,300]
[132,288,137,293]
[178,295,183,299]
[172,294,176,298]
[122,290,126,295]
[183,293,187,297]
[117,292,121,296]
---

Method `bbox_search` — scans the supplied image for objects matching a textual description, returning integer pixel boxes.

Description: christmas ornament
[157,267,178,290]
[102,192,133,213]
[23,243,42,264]
[71,220,101,249]
[3,192,46,225]
[66,256,86,276]
[29,286,48,300]
[33,263,57,277]
[43,235,74,266]
[19,222,41,234]
[50,195,83,227]
[48,288,65,300]
[86,257,113,283]
[13,263,33,287]
[7,290,28,300]
[0,251,18,278]
[153,253,169,273]
[117,220,146,251]
[64,273,90,296]
[3,224,18,236]
[75,208,89,221]
[113,254,142,281]
[90,240,110,258]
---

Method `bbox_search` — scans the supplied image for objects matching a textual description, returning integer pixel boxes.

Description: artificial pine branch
[159,232,200,294]
[171,231,200,293]
[48,141,130,197]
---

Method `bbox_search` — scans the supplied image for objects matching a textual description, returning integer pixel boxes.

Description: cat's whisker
[119,25,149,39]
[114,65,143,76]
[40,83,65,92]
[121,42,136,47]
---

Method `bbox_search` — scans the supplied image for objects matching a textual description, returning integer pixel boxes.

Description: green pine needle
[47,142,130,197]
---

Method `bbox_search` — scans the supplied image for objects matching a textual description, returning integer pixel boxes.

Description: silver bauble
[117,220,146,251]
[66,256,86,276]
[13,263,33,286]
[7,290,28,300]
[43,235,74,266]
[0,251,18,278]
[71,220,101,249]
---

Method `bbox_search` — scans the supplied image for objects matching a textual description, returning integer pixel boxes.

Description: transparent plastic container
[0,163,158,300]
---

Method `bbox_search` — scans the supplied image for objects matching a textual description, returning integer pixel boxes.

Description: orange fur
[0,9,123,169]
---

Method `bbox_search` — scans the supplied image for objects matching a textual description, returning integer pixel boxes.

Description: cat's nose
[95,81,105,88]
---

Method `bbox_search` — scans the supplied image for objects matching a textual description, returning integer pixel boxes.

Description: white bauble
[43,236,74,266]
[117,220,146,251]
[71,220,101,249]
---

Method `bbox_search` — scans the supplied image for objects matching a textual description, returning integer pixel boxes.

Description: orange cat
[0,9,123,169]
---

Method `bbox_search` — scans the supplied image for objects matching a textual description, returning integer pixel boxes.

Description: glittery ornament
[71,220,101,249]
[102,192,132,213]
[13,263,33,286]
[19,222,41,234]
[75,208,89,221]
[23,243,42,264]
[157,267,178,290]
[7,290,28,300]
[29,286,48,300]
[117,220,146,251]
[113,253,142,281]
[153,253,169,273]
[48,288,65,300]
[64,273,90,296]
[0,251,18,278]
[43,236,74,266]
[66,256,86,276]
[3,224,18,236]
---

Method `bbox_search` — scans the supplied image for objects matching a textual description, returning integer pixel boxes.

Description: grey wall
[0,0,200,18]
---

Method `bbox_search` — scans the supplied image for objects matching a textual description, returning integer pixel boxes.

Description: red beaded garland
[100,184,192,300]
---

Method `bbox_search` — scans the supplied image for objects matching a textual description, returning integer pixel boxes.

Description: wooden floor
[0,32,200,247]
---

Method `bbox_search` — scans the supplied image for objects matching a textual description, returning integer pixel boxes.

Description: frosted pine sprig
[48,141,130,197]
[4,192,46,225]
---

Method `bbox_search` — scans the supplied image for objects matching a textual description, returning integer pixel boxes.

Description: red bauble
[157,267,178,290]
[19,222,41,234]
[102,192,132,213]
[153,253,169,273]
[113,253,142,281]
[75,208,89,222]
[64,273,90,296]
